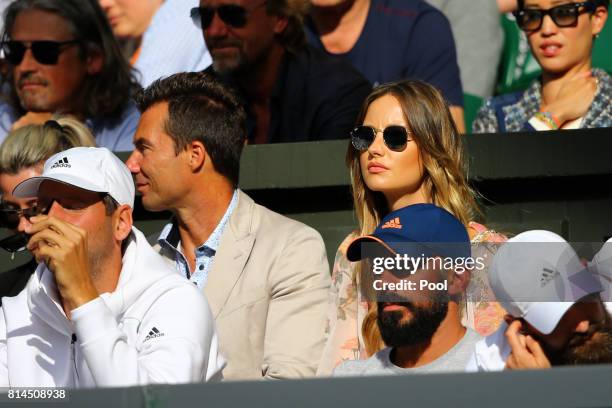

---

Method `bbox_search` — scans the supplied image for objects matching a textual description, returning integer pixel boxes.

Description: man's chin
[141,195,167,213]
[18,98,51,113]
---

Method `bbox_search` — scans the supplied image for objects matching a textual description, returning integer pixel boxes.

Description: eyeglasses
[1,40,79,65]
[350,125,412,151]
[0,202,51,230]
[513,2,596,32]
[190,1,267,30]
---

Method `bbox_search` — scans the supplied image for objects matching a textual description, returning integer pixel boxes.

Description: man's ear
[187,140,207,172]
[447,269,470,296]
[85,47,104,75]
[273,15,289,35]
[591,6,608,37]
[113,205,133,242]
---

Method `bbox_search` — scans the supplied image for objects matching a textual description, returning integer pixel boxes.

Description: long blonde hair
[346,80,480,355]
[0,117,96,175]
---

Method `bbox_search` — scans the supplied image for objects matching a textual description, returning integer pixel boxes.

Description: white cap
[490,230,602,335]
[13,147,135,208]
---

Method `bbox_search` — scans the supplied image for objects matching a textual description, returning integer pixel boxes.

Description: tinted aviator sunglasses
[1,40,79,65]
[513,1,596,32]
[190,1,267,30]
[351,125,412,152]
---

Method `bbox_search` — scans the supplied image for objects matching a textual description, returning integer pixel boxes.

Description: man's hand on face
[504,319,552,370]
[11,112,54,131]
[26,214,98,315]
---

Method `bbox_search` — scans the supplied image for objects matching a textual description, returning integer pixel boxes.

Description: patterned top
[158,190,238,289]
[316,222,507,376]
[472,68,612,133]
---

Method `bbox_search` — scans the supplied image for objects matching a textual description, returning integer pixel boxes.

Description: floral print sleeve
[316,233,368,376]
[465,222,508,336]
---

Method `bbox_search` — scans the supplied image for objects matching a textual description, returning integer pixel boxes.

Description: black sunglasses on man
[1,39,79,65]
[190,1,267,30]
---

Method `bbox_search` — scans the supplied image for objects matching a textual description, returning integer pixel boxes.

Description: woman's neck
[385,185,430,212]
[310,0,370,54]
[541,61,593,107]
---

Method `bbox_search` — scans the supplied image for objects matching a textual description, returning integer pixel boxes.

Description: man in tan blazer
[126,72,331,380]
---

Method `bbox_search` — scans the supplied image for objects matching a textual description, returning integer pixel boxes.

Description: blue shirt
[158,190,239,289]
[305,0,463,107]
[135,0,211,87]
[0,101,140,152]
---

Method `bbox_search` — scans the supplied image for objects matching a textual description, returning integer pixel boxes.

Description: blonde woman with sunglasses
[473,0,610,133]
[317,80,506,376]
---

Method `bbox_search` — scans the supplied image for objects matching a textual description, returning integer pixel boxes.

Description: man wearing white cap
[0,147,224,387]
[467,230,612,371]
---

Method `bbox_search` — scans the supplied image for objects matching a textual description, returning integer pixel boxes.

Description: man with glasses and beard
[0,0,141,150]
[333,204,482,376]
[467,230,612,371]
[191,0,371,144]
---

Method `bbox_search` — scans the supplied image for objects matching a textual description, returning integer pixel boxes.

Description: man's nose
[125,151,141,174]
[16,48,39,72]
[206,11,229,38]
[98,0,114,12]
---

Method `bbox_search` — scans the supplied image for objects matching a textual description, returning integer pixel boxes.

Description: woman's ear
[591,6,608,37]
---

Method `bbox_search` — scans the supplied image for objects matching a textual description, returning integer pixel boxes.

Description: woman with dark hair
[0,0,141,150]
[317,80,506,375]
[473,0,610,132]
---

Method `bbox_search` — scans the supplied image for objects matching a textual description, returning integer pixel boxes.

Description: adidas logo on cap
[144,327,164,342]
[540,267,560,287]
[381,217,402,229]
[50,157,71,169]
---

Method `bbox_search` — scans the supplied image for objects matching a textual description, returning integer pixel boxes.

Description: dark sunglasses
[351,125,412,151]
[190,1,267,30]
[0,203,50,230]
[1,40,79,65]
[0,232,30,253]
[513,1,596,32]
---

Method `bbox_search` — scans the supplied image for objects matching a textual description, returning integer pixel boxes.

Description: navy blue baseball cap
[346,204,471,262]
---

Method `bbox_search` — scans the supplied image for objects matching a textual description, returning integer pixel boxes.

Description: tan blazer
[158,190,331,380]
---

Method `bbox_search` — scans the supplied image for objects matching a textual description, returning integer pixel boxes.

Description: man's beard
[377,291,449,348]
[547,313,612,366]
[208,39,247,75]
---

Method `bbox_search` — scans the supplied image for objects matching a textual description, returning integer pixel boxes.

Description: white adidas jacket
[0,227,224,387]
